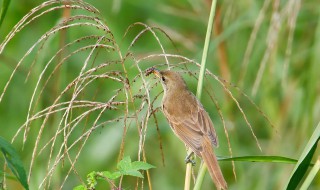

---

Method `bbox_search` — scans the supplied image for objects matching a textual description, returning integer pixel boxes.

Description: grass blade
[218,155,298,164]
[286,121,320,190]
[0,0,10,27]
[300,156,320,190]
[0,136,29,190]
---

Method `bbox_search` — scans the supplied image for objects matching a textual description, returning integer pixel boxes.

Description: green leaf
[86,171,97,189]
[218,155,298,164]
[0,0,10,28]
[0,136,29,190]
[131,161,156,170]
[73,185,87,190]
[300,157,320,190]
[102,171,121,180]
[86,171,96,181]
[117,156,132,171]
[286,121,320,190]
[116,156,155,178]
[121,170,143,178]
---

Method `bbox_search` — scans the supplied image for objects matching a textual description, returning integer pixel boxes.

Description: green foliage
[116,156,155,178]
[73,156,155,190]
[300,157,320,190]
[0,136,28,190]
[286,121,320,190]
[219,155,299,164]
[73,185,87,190]
[0,0,319,189]
[0,0,10,27]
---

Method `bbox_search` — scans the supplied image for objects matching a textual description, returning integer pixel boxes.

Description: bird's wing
[163,98,218,155]
[166,118,204,155]
[196,104,218,147]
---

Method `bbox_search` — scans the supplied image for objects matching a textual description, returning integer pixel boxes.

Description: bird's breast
[162,90,196,119]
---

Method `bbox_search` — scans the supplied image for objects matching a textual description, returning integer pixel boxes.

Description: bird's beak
[146,67,161,78]
[152,68,161,78]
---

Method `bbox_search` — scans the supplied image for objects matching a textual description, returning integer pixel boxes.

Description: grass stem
[184,0,217,189]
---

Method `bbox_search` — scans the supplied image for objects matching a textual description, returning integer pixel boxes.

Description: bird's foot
[184,152,196,166]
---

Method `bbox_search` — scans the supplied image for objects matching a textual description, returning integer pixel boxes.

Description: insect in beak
[146,67,161,78]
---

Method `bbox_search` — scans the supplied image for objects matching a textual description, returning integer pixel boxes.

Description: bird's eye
[161,76,166,82]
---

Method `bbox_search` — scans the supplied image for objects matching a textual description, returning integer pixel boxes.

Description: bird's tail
[200,140,227,190]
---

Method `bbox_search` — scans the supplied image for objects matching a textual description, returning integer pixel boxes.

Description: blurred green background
[0,0,319,189]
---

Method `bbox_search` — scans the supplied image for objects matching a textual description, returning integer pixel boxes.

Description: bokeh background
[0,0,319,189]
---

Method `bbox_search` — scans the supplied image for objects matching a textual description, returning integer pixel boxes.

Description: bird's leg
[184,151,196,166]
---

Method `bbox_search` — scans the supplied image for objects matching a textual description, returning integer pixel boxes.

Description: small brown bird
[148,68,227,190]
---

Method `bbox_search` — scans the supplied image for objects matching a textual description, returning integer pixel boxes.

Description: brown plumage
[152,69,227,190]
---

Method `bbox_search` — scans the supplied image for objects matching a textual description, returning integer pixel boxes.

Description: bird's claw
[185,157,196,166]
[185,152,196,166]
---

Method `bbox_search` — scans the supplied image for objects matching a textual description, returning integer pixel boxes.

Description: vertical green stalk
[196,0,217,100]
[193,163,208,190]
[184,1,217,190]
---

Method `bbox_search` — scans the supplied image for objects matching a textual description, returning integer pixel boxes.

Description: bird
[147,68,227,189]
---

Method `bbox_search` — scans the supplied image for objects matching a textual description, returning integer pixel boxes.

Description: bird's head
[146,68,187,93]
